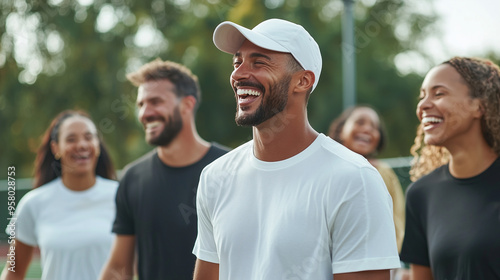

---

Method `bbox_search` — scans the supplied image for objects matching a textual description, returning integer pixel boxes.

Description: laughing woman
[400,57,500,280]
[1,110,118,280]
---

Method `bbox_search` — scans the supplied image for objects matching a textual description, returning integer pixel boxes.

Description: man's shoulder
[203,141,251,171]
[207,142,231,159]
[317,134,373,170]
[119,149,157,178]
[210,142,231,152]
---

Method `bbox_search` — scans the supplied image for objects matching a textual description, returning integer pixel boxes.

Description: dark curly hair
[410,57,500,181]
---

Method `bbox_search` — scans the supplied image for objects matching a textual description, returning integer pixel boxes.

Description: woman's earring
[54,153,61,160]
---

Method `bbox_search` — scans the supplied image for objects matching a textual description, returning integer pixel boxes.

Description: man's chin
[236,109,279,127]
[147,135,177,147]
[236,114,258,127]
[236,116,269,127]
[146,136,161,146]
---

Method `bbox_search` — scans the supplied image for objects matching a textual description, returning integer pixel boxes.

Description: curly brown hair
[410,57,500,181]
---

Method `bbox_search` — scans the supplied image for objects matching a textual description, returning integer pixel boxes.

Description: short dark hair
[127,58,201,111]
[286,55,313,100]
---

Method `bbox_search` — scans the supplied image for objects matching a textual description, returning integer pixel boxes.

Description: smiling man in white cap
[192,19,400,280]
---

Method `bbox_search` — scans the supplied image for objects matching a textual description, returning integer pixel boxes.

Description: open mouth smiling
[422,116,443,130]
[237,88,261,106]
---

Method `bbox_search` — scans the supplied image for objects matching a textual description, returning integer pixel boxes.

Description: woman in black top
[400,57,500,280]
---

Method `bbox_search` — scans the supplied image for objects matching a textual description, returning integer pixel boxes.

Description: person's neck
[447,135,498,178]
[252,109,318,162]
[157,125,210,167]
[368,158,380,168]
[61,172,96,191]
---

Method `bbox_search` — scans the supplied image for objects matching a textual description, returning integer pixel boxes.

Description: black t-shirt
[400,158,500,280]
[113,143,229,280]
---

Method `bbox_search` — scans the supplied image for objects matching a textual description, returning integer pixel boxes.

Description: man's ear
[293,70,315,94]
[179,95,197,115]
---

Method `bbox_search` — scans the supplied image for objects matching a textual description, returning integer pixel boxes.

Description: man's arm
[334,269,390,280]
[410,264,433,280]
[192,259,219,280]
[99,235,135,280]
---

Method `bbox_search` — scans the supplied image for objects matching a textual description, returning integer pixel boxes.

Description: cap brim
[213,21,288,54]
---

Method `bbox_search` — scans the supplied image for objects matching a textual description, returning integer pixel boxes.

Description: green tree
[0,0,486,180]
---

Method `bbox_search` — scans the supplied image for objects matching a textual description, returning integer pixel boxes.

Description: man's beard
[235,75,291,127]
[147,106,183,146]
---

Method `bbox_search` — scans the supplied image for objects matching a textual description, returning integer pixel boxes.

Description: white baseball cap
[213,18,322,93]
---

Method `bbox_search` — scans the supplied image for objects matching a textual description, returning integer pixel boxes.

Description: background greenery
[1,0,498,180]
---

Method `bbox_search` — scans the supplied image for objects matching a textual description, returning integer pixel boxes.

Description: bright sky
[395,0,500,75]
[422,0,500,69]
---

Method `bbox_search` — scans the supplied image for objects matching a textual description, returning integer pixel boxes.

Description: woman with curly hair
[400,57,500,280]
[1,110,118,280]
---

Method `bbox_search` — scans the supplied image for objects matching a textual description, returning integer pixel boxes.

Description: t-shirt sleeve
[112,176,135,235]
[7,193,38,246]
[192,168,219,263]
[329,167,401,274]
[399,183,430,266]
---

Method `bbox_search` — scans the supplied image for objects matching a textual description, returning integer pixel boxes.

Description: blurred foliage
[1,0,495,179]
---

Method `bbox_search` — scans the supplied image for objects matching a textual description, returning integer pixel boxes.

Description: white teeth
[355,135,371,143]
[146,121,162,129]
[422,117,443,125]
[237,89,261,96]
[74,154,89,159]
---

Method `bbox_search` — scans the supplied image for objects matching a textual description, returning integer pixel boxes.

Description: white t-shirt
[193,134,400,279]
[7,176,118,280]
